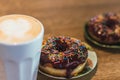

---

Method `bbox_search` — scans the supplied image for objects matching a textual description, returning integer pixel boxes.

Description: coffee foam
[0,18,31,38]
[0,15,41,44]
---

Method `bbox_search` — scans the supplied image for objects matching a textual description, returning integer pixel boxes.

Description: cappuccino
[0,14,41,44]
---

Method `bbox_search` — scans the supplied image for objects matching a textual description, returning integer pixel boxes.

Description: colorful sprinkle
[41,36,88,70]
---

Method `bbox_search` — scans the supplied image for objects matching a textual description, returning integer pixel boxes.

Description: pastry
[86,12,120,44]
[39,36,88,78]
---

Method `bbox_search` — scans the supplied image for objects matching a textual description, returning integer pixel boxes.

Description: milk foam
[0,15,41,44]
[0,18,31,38]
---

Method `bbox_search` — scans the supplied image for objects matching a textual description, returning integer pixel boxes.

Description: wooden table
[0,0,120,80]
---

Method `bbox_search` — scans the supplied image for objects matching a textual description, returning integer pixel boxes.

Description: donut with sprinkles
[86,12,120,44]
[39,36,88,78]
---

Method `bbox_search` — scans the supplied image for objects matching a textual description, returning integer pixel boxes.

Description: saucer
[37,50,97,80]
[84,25,120,49]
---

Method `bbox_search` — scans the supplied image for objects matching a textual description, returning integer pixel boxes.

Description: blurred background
[0,0,120,80]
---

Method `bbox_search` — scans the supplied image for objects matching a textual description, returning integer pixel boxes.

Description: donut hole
[105,19,119,29]
[55,39,69,52]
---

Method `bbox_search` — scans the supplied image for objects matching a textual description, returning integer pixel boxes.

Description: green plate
[84,25,120,49]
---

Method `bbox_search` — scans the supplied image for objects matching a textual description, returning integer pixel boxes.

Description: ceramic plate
[37,50,97,80]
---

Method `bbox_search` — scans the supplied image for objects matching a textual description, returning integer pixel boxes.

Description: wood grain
[0,0,120,80]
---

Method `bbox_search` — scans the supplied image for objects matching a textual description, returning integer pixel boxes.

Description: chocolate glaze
[87,13,120,43]
[40,36,88,78]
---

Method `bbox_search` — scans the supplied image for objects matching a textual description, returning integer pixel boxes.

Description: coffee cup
[0,14,44,80]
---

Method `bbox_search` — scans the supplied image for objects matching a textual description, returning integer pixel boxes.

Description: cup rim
[0,14,44,46]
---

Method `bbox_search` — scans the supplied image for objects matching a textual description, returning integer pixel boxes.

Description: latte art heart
[0,15,41,44]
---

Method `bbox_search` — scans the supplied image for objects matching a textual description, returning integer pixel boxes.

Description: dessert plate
[37,50,97,80]
[84,25,120,49]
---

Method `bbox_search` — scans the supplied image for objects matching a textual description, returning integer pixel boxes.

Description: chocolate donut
[39,36,88,78]
[86,12,120,44]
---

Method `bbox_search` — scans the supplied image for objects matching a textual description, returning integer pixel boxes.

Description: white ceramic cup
[0,15,44,80]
